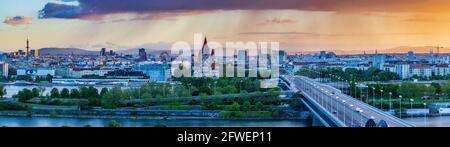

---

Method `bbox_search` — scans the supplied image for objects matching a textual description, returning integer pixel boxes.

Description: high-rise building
[395,62,410,79]
[138,48,148,61]
[29,49,39,57]
[109,50,115,56]
[279,50,286,64]
[0,61,9,77]
[100,48,106,56]
[132,63,170,82]
[406,51,414,61]
[319,51,327,59]
[372,54,385,70]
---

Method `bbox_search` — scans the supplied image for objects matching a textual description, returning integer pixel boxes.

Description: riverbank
[0,110,311,121]
[0,115,310,127]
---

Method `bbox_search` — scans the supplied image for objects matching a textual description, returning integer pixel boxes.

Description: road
[285,75,413,127]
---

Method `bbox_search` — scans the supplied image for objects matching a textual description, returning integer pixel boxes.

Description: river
[403,116,450,127]
[0,116,310,127]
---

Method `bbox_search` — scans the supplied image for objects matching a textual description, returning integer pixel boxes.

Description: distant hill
[115,48,171,56]
[385,46,450,54]
[39,48,98,56]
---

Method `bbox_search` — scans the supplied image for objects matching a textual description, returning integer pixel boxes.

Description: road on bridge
[284,75,413,127]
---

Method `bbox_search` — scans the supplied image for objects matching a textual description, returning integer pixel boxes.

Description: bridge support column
[312,115,325,127]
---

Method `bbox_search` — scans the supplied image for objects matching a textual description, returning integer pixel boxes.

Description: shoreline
[0,111,310,121]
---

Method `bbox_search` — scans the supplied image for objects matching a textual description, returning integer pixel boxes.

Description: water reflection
[0,116,309,127]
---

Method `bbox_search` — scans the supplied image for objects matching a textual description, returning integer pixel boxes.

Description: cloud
[403,16,450,23]
[38,0,450,20]
[3,16,32,26]
[240,32,316,35]
[257,18,297,26]
[239,32,426,36]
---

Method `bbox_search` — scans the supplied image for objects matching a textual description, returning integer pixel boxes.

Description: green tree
[16,88,33,102]
[398,83,435,99]
[105,120,121,127]
[50,88,60,98]
[255,101,264,111]
[243,101,251,111]
[70,89,80,98]
[31,88,40,98]
[100,87,109,96]
[60,88,70,98]
[79,87,90,98]
[101,86,124,108]
[45,74,53,82]
[431,83,442,94]
[88,86,99,98]
[228,102,240,111]
[442,83,450,96]
[0,85,6,99]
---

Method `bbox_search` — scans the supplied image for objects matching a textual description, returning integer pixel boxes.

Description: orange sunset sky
[1,0,450,54]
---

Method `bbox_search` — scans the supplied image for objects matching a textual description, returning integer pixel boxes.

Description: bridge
[281,75,414,127]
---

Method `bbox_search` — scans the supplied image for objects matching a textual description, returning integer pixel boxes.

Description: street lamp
[372,87,376,107]
[399,95,403,118]
[424,103,427,127]
[335,96,339,116]
[350,104,354,127]
[345,80,349,95]
[356,108,363,127]
[342,100,347,125]
[410,99,414,119]
[380,90,384,110]
[320,88,325,106]
[389,92,393,111]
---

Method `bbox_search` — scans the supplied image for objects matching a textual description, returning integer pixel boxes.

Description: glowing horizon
[1,0,450,54]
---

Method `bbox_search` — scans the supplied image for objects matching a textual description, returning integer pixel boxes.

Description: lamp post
[239,79,243,93]
[380,90,384,110]
[356,108,363,127]
[399,95,403,118]
[342,100,347,125]
[410,99,414,119]
[350,104,354,127]
[320,88,325,106]
[372,87,376,107]
[389,92,393,111]
[424,103,427,127]
[345,80,349,95]
[335,96,339,117]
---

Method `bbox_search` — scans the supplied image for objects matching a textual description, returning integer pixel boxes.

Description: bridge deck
[284,75,414,127]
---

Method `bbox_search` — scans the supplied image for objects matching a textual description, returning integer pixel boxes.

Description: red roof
[436,64,449,68]
[410,65,432,69]
[72,68,113,71]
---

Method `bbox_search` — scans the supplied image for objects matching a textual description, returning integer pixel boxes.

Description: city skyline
[2,0,450,54]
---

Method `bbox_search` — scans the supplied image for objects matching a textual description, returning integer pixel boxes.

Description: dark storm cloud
[38,0,450,19]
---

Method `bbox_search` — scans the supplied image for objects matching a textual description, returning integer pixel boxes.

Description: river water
[403,116,450,127]
[0,116,309,127]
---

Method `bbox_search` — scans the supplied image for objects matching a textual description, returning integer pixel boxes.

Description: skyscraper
[395,62,410,79]
[138,48,148,61]
[100,48,106,56]
[29,49,39,57]
[0,61,8,77]
[372,53,385,70]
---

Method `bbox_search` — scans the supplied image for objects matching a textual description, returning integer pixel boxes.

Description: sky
[1,0,450,54]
